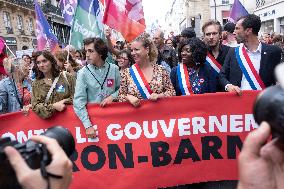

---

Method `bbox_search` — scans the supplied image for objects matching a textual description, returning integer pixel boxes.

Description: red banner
[0,91,259,189]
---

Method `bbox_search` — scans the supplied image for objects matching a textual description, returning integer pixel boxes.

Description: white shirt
[240,43,262,90]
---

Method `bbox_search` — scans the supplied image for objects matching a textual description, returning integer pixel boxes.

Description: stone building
[0,0,69,54]
[165,0,211,37]
[254,0,284,34]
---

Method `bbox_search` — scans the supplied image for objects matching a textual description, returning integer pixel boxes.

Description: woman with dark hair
[117,50,135,71]
[170,38,217,95]
[31,50,76,119]
[118,34,175,107]
[54,50,81,75]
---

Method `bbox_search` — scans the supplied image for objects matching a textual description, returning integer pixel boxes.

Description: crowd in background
[0,13,284,189]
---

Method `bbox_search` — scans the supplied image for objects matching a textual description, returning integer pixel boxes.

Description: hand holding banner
[0,92,260,188]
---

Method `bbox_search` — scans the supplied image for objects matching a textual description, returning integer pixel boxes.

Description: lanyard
[86,63,110,90]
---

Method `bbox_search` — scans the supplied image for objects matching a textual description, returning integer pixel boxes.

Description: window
[256,0,265,8]
[222,0,229,4]
[17,15,24,30]
[280,17,284,34]
[3,11,11,28]
[28,18,34,32]
[223,18,228,25]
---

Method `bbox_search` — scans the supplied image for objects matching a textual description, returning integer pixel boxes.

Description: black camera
[253,85,284,139]
[0,126,75,189]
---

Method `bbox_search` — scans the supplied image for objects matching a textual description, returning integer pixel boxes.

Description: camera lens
[42,126,75,157]
[253,85,284,138]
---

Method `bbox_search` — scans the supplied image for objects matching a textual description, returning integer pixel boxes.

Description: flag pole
[66,0,79,64]
[4,43,16,58]
[66,27,72,64]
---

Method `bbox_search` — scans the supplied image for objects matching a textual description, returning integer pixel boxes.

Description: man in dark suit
[219,14,282,95]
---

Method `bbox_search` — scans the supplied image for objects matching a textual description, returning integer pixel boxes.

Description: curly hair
[33,50,60,79]
[83,37,108,61]
[134,34,158,62]
[237,14,261,35]
[178,37,208,66]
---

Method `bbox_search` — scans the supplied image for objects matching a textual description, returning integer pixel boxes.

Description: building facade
[209,0,256,25]
[165,0,211,37]
[254,0,284,34]
[0,0,69,54]
[164,0,185,36]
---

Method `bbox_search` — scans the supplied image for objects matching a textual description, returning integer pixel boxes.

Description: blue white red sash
[129,64,153,99]
[235,44,265,90]
[177,63,193,95]
[205,53,222,74]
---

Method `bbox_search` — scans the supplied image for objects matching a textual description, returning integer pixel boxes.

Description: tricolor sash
[205,53,222,74]
[235,44,265,90]
[177,63,193,95]
[129,64,153,99]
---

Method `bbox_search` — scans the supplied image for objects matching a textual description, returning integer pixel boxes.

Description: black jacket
[219,43,282,90]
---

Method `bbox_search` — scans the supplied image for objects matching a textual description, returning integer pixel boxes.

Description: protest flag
[71,0,104,49]
[59,0,78,26]
[229,0,249,23]
[103,0,146,42]
[34,0,60,52]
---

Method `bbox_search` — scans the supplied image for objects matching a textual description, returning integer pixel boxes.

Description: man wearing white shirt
[219,14,282,95]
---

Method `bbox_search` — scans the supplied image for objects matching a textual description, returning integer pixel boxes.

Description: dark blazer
[170,64,217,96]
[219,43,282,90]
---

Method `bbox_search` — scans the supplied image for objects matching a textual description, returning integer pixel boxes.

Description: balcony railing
[2,0,62,16]
[42,2,62,16]
[4,0,34,10]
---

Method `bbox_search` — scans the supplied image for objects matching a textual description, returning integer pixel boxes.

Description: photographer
[238,122,284,189]
[4,135,73,189]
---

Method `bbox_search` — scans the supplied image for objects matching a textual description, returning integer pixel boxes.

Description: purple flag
[229,0,249,23]
[34,0,59,52]
[60,0,78,26]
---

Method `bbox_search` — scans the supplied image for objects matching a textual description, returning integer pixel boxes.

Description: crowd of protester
[1,14,284,189]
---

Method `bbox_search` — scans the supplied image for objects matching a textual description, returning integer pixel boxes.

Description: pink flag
[103,0,146,42]
[0,37,5,53]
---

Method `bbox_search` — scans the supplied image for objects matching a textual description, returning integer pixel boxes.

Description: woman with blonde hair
[0,58,32,115]
[118,34,175,107]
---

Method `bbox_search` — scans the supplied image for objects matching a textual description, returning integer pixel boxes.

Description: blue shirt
[73,62,120,129]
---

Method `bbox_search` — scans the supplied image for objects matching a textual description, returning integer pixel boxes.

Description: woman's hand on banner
[52,99,67,112]
[22,104,32,116]
[126,95,140,107]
